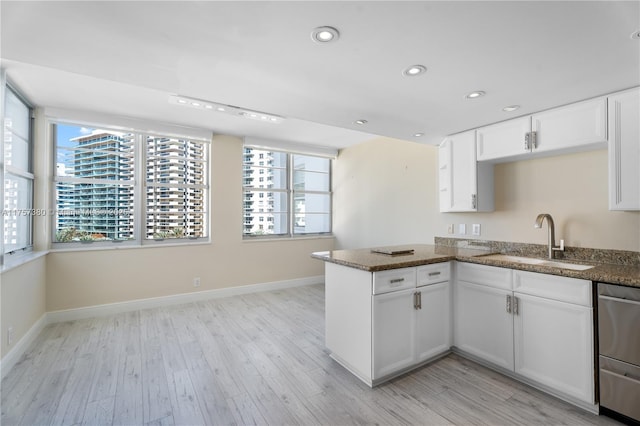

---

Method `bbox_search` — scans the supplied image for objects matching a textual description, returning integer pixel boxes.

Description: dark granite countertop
[312,243,640,288]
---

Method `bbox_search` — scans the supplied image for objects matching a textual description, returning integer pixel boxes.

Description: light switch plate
[472,224,481,236]
[447,224,454,234]
[458,224,466,235]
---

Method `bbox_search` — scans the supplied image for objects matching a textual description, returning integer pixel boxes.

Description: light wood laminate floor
[1,284,621,426]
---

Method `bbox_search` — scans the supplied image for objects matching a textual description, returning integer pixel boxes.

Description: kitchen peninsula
[313,241,640,414]
[311,244,490,389]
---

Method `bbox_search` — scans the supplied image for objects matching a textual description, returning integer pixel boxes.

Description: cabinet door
[608,88,640,211]
[514,293,594,404]
[532,97,607,154]
[372,288,416,379]
[450,131,477,211]
[416,282,450,363]
[439,139,453,212]
[477,117,531,161]
[449,131,477,212]
[454,280,514,370]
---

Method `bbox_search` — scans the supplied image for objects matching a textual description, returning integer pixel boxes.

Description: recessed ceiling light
[465,91,486,99]
[631,30,640,40]
[177,99,187,104]
[413,132,424,137]
[403,65,427,77]
[312,26,340,43]
[502,105,520,112]
[354,119,368,125]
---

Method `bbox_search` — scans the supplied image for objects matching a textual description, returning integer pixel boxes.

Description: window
[2,83,34,263]
[243,146,331,237]
[292,154,331,234]
[53,123,209,247]
[54,125,135,242]
[146,136,208,240]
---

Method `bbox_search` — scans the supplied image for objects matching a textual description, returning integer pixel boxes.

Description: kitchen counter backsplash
[435,237,640,266]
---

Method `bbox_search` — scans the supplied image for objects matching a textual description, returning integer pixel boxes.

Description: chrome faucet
[534,213,565,259]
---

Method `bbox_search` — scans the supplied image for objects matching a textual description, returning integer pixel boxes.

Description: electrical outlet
[193,277,201,288]
[458,224,466,235]
[447,224,454,234]
[472,224,481,236]
[7,326,14,346]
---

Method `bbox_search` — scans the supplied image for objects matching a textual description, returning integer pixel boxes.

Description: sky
[55,124,94,165]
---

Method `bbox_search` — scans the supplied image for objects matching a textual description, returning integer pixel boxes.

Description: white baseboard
[1,313,48,379]
[47,275,324,323]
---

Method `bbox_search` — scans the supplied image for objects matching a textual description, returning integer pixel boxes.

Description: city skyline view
[54,124,208,242]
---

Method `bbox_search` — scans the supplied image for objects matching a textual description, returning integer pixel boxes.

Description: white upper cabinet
[475,97,607,163]
[608,87,640,211]
[477,117,531,162]
[439,131,494,213]
[532,97,607,154]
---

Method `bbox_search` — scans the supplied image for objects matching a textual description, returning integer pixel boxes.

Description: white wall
[1,256,47,359]
[333,137,640,252]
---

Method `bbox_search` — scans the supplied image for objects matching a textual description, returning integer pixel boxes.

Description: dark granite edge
[435,237,640,266]
[310,252,457,272]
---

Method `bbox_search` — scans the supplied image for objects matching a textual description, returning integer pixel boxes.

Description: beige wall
[1,256,47,358]
[45,134,334,312]
[333,137,640,252]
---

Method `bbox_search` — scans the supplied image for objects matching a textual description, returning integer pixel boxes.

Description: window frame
[50,120,211,250]
[242,145,332,239]
[2,78,35,266]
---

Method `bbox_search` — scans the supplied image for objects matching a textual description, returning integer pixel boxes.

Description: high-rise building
[56,129,206,241]
[56,130,134,240]
[145,137,205,239]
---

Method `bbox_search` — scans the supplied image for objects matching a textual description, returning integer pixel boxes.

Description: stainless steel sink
[483,254,546,265]
[538,260,594,271]
[481,254,594,271]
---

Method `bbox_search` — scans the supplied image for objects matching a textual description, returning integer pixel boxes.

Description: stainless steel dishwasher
[598,283,640,423]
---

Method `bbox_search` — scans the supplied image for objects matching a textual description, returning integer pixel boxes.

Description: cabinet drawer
[417,262,450,286]
[513,271,592,307]
[456,262,512,290]
[373,268,416,295]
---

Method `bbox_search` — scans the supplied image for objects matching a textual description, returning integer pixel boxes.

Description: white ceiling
[2,1,639,149]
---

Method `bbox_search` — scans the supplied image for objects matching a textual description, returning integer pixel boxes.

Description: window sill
[1,250,49,274]
[242,234,335,243]
[50,239,212,253]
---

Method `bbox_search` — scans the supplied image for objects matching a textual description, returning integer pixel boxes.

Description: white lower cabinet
[454,263,595,406]
[416,281,451,362]
[326,259,594,407]
[454,280,514,370]
[513,271,594,404]
[372,287,417,378]
[373,279,452,379]
[325,262,451,386]
[372,266,451,381]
